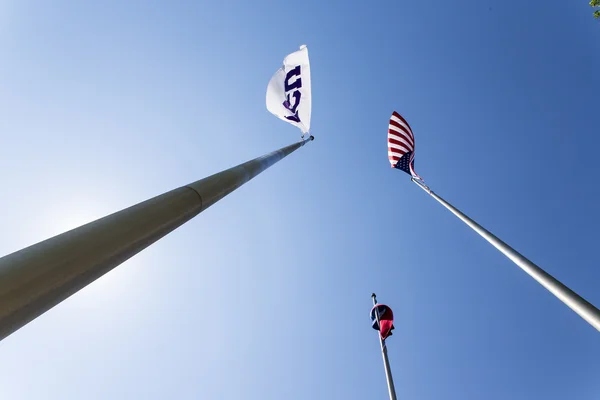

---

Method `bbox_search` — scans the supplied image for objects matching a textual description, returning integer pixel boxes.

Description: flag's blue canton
[394,151,413,175]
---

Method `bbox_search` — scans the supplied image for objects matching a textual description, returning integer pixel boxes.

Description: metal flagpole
[411,177,600,332]
[0,136,314,341]
[371,293,397,400]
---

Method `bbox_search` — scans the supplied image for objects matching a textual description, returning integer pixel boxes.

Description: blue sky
[0,1,599,399]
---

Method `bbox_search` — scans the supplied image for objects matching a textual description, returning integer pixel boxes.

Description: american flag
[387,111,421,180]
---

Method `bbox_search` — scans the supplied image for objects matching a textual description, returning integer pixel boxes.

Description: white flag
[266,45,312,134]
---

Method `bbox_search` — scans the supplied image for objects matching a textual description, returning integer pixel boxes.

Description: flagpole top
[371,293,379,306]
[309,135,314,141]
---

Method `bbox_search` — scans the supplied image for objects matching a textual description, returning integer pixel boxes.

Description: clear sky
[0,1,599,399]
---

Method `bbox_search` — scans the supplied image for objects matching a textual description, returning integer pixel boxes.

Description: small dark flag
[371,304,395,339]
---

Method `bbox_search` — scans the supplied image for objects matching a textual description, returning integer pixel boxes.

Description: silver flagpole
[411,178,600,332]
[0,136,314,341]
[371,293,397,400]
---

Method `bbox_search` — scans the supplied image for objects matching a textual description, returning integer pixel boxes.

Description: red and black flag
[371,303,395,340]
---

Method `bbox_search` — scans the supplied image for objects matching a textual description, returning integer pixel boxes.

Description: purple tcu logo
[282,65,302,123]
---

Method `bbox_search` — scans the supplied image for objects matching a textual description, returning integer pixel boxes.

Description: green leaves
[592,0,600,19]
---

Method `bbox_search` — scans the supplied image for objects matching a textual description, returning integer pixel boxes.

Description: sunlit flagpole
[411,177,600,332]
[0,136,314,341]
[371,293,397,400]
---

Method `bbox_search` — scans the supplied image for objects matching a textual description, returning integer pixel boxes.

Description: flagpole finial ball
[309,135,314,141]
[371,293,377,298]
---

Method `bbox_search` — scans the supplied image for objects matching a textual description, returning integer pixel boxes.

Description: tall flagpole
[0,136,314,342]
[411,178,600,332]
[371,293,397,400]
